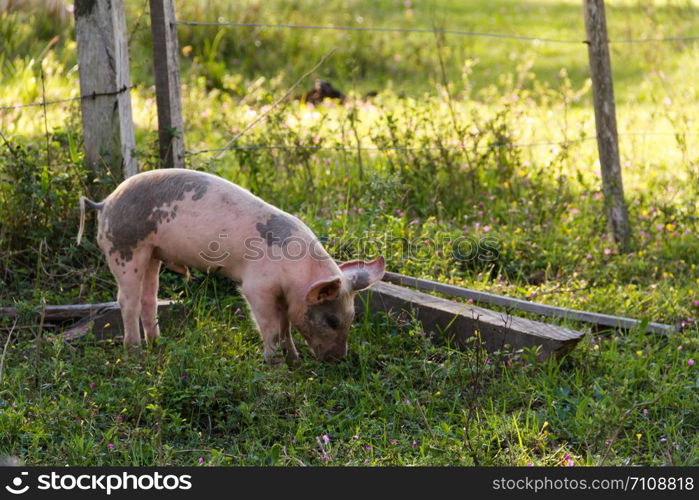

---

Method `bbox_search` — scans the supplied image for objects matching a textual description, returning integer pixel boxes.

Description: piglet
[77,168,385,363]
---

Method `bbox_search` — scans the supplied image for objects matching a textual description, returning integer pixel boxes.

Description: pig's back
[97,169,320,272]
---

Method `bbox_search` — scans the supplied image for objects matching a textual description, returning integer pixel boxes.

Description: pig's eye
[325,314,340,330]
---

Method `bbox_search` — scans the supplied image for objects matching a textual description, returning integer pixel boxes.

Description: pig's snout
[315,344,348,362]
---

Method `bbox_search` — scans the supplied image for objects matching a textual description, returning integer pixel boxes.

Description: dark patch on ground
[297,79,345,105]
[255,214,301,247]
[102,171,210,262]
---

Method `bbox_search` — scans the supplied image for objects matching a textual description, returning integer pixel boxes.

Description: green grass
[1,0,698,466]
[2,278,697,466]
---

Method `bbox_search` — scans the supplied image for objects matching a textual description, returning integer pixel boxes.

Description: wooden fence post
[149,0,185,169]
[74,0,137,180]
[583,0,632,250]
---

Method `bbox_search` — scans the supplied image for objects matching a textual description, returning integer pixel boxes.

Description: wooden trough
[382,271,674,335]
[357,282,583,360]
[1,278,584,361]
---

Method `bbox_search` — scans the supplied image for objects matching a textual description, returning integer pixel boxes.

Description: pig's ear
[305,277,342,305]
[339,256,386,292]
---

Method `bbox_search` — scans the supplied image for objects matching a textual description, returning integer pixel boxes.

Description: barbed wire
[185,137,599,157]
[609,35,699,44]
[213,49,336,160]
[176,20,585,44]
[0,96,81,111]
[0,86,132,112]
[185,131,699,158]
[176,20,699,45]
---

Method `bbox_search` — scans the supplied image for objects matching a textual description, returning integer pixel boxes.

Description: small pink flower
[321,455,330,462]
[352,435,359,440]
[322,434,331,444]
[693,301,699,307]
[291,438,297,444]
[689,359,695,367]
[389,439,397,445]
[586,253,593,259]
[642,408,648,415]
[482,225,491,233]
[603,248,611,255]
[365,445,373,451]
[198,457,204,464]
[412,440,419,447]
[89,382,96,388]
[526,462,533,467]
[566,459,575,466]
[107,443,114,450]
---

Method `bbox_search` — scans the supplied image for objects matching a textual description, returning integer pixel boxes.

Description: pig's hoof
[144,337,161,348]
[285,353,300,367]
[124,343,144,356]
[264,352,287,370]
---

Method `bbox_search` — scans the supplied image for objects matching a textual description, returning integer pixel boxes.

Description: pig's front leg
[241,283,291,366]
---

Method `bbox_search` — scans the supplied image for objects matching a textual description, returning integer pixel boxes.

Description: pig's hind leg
[140,258,162,342]
[107,249,153,346]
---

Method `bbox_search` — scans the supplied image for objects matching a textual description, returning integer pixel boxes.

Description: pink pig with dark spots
[77,168,385,364]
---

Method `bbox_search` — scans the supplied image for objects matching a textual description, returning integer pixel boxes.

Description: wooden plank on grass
[382,271,674,335]
[61,300,181,341]
[1,300,177,340]
[0,299,174,320]
[358,281,584,360]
